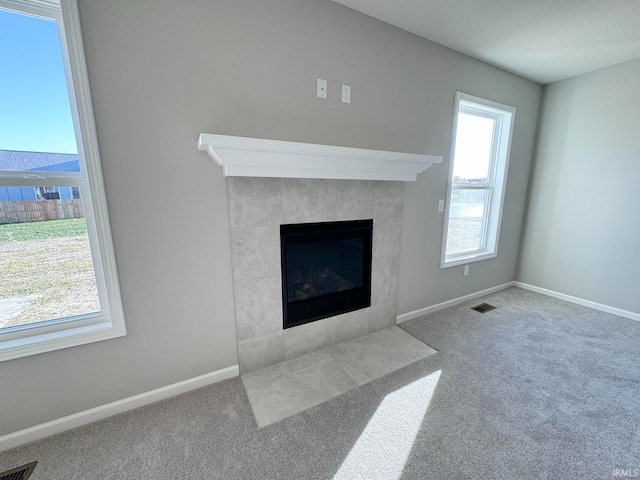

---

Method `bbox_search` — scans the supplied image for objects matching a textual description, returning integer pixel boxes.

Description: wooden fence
[0,200,85,225]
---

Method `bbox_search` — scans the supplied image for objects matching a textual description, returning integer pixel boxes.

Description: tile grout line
[290,369,316,408]
[293,351,363,406]
[334,348,371,386]
[339,362,368,387]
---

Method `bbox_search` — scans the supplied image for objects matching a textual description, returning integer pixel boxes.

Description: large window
[441,93,515,268]
[0,0,125,361]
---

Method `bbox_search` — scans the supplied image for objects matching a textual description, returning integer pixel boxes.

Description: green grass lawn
[0,218,100,329]
[0,218,88,243]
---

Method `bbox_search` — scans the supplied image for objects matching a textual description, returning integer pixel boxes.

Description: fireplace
[225,177,406,374]
[280,219,373,329]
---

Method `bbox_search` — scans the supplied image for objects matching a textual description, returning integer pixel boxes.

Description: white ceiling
[332,0,640,84]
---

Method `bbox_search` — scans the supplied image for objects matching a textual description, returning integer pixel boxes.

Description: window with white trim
[441,93,515,268]
[0,0,125,361]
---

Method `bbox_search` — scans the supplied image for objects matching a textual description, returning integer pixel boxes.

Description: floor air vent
[0,461,37,480]
[471,303,496,314]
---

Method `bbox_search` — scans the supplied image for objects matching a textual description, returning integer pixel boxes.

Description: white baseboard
[396,282,515,324]
[514,282,640,322]
[0,364,239,453]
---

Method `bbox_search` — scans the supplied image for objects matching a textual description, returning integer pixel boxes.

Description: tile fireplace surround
[228,177,404,374]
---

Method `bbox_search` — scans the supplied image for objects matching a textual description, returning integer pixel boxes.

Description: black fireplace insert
[280,219,373,329]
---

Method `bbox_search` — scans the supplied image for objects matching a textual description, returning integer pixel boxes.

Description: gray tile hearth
[242,325,437,427]
[294,358,358,406]
[243,374,313,427]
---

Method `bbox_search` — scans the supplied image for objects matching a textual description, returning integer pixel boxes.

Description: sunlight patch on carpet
[333,370,441,480]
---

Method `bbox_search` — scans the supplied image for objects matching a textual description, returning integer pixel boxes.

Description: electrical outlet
[317,78,327,99]
[464,265,469,276]
[342,84,351,104]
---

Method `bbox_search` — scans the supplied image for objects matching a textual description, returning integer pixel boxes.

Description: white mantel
[197,134,442,182]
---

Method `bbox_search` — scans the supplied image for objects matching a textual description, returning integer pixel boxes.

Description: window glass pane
[446,188,489,255]
[0,188,100,329]
[0,8,79,167]
[0,1,125,361]
[452,113,494,184]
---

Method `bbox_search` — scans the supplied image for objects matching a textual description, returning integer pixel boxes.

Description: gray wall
[397,47,540,314]
[0,0,540,436]
[518,59,640,313]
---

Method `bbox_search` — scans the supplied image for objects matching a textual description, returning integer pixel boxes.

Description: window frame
[441,92,516,269]
[0,0,126,361]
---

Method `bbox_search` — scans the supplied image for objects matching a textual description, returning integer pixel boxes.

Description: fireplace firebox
[280,220,373,329]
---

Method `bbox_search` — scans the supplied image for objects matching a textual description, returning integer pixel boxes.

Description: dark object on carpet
[0,461,37,480]
[471,302,497,313]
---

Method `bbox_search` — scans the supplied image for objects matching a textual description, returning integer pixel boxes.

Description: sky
[452,113,494,182]
[0,7,77,154]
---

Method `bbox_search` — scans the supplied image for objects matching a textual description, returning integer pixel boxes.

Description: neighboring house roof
[0,150,80,172]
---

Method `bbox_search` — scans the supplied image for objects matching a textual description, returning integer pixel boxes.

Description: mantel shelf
[197,134,442,182]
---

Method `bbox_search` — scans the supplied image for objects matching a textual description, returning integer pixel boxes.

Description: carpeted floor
[1,287,638,479]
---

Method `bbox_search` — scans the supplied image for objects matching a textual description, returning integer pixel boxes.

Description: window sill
[0,315,126,362]
[441,251,497,269]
